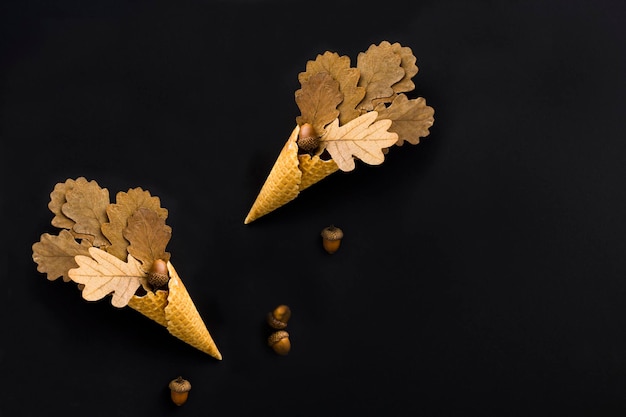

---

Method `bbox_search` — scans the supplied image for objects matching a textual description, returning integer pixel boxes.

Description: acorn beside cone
[321,225,343,254]
[169,376,191,406]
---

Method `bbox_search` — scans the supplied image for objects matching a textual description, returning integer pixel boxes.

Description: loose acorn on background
[168,376,191,406]
[321,225,343,254]
[147,259,169,289]
[267,304,291,329]
[268,330,291,355]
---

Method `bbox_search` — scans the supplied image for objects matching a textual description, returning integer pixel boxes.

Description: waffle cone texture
[244,125,339,224]
[127,262,222,360]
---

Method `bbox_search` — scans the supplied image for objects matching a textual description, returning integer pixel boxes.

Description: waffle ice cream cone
[298,151,340,191]
[244,125,339,224]
[128,288,168,327]
[128,262,222,360]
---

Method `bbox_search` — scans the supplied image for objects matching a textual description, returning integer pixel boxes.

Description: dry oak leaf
[295,71,342,135]
[61,178,111,247]
[356,42,406,112]
[298,51,366,125]
[32,230,92,282]
[369,42,419,110]
[375,94,435,146]
[101,187,168,262]
[68,247,147,308]
[385,41,419,95]
[48,178,80,230]
[123,207,172,269]
[321,111,398,172]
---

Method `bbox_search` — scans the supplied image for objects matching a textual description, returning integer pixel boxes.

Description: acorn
[268,330,291,355]
[147,259,169,288]
[297,123,320,153]
[267,304,291,329]
[168,376,191,406]
[321,225,343,254]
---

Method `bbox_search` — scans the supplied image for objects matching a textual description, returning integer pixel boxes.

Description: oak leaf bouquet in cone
[32,177,222,360]
[244,40,435,224]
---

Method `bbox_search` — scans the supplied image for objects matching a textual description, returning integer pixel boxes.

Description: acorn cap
[147,259,169,288]
[169,376,191,393]
[267,312,288,329]
[267,330,289,346]
[321,225,343,241]
[297,135,320,153]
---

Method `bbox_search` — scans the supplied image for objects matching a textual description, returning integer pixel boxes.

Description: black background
[2,0,626,415]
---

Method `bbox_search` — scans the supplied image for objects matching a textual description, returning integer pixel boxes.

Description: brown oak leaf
[31,230,92,282]
[48,178,79,230]
[298,51,366,125]
[369,42,419,110]
[61,178,111,247]
[320,111,398,172]
[101,187,168,262]
[295,71,342,135]
[123,207,172,269]
[375,94,435,146]
[356,42,406,112]
[387,41,419,95]
[68,247,146,308]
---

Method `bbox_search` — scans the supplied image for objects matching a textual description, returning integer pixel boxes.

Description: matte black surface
[2,0,625,415]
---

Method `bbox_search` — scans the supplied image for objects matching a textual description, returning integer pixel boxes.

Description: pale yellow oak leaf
[320,111,398,172]
[68,247,146,308]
